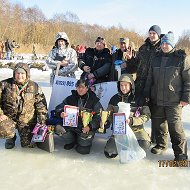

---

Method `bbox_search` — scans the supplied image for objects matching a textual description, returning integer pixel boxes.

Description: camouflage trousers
[17,124,35,148]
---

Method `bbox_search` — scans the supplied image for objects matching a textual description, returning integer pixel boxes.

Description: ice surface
[0,68,190,190]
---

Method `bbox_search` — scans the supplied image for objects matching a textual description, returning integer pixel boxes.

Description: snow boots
[5,135,17,149]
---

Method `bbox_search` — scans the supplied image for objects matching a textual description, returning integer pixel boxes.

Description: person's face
[120,42,128,51]
[76,85,89,96]
[95,42,105,51]
[58,39,65,47]
[120,81,131,94]
[148,31,159,42]
[161,42,173,53]
[15,72,27,83]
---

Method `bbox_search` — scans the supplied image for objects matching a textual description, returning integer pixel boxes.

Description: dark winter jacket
[55,90,103,131]
[111,48,138,81]
[79,47,112,83]
[134,38,161,96]
[5,40,14,52]
[144,49,190,106]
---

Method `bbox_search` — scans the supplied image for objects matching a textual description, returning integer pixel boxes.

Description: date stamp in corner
[158,160,190,167]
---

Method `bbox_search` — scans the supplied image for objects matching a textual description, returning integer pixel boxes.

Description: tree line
[0,0,189,54]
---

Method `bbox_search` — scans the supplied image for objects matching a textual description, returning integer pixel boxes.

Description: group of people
[0,24,189,162]
[0,39,19,60]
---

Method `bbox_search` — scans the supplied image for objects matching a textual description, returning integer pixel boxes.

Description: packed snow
[0,67,189,190]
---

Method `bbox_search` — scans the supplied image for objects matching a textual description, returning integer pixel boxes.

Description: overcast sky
[10,0,190,40]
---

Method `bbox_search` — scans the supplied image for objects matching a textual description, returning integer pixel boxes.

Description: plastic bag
[115,126,146,164]
[115,102,146,163]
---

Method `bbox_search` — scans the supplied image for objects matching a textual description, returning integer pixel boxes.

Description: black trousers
[151,104,187,156]
[62,128,94,145]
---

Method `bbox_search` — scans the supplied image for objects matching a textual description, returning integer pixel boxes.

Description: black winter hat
[149,25,161,36]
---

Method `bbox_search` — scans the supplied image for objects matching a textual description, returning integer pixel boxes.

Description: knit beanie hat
[149,25,161,36]
[160,32,175,48]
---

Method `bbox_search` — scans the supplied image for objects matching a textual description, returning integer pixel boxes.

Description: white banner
[93,82,117,109]
[48,76,77,115]
[48,76,118,114]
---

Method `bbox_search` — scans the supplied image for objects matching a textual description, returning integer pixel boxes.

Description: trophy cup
[98,109,110,133]
[81,110,93,128]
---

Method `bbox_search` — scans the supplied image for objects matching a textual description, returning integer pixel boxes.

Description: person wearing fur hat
[144,32,190,161]
[79,37,112,85]
[0,63,48,149]
[104,74,151,158]
[54,78,103,154]
[46,32,78,85]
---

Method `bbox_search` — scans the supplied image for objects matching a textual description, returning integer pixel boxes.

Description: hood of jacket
[13,62,30,81]
[55,32,70,46]
[117,74,135,95]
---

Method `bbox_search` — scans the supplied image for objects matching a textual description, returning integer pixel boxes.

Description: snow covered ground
[0,68,190,190]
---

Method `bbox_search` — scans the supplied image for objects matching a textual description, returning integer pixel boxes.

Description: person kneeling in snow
[55,79,103,154]
[104,74,151,158]
[0,63,48,149]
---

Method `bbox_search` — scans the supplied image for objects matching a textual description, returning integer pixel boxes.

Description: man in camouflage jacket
[0,63,47,148]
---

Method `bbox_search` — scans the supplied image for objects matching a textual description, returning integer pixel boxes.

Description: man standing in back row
[144,32,190,161]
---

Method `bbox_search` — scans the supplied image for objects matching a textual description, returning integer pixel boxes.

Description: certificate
[113,113,126,135]
[32,125,48,142]
[63,105,79,127]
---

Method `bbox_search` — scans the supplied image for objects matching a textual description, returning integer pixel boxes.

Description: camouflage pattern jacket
[0,78,47,126]
[46,47,78,77]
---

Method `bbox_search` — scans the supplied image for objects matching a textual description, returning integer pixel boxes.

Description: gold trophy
[98,109,110,133]
[81,110,93,128]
